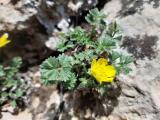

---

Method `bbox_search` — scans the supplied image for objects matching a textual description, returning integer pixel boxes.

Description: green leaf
[0,57,25,108]
[41,57,59,70]
[0,65,5,77]
[58,54,74,67]
[4,57,22,78]
[41,69,58,82]
[110,51,121,61]
[79,78,97,89]
[97,33,116,51]
[69,27,91,45]
[74,50,95,64]
[10,57,22,70]
[114,55,133,75]
[0,92,8,100]
[58,42,75,52]
[15,89,24,98]
[120,55,133,65]
[59,68,72,82]
[85,8,106,27]
[11,100,17,108]
[3,79,17,88]
[123,67,132,74]
[63,73,77,90]
[40,54,76,88]
[79,78,88,88]
[57,32,76,52]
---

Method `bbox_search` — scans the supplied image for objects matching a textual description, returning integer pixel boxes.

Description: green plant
[0,57,24,108]
[40,8,133,95]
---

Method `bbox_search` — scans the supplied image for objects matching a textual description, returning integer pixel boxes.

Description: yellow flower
[0,33,10,48]
[90,58,116,84]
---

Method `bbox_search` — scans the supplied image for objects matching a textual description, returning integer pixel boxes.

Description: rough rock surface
[1,0,160,120]
[0,0,99,63]
[37,0,98,34]
[0,0,53,66]
[102,0,160,120]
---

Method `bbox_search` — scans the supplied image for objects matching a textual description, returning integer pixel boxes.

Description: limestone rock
[102,0,160,120]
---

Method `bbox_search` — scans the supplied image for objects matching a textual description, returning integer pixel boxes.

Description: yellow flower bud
[0,33,10,48]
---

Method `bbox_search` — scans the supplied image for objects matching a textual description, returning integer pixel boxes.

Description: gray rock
[36,0,98,34]
[45,36,62,50]
[1,0,160,120]
[102,0,160,120]
[0,5,31,31]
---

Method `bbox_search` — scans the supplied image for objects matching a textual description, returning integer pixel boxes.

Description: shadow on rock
[118,0,160,17]
[62,80,122,119]
[36,0,110,34]
[0,16,57,71]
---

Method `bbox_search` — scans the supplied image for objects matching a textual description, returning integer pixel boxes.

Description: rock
[57,18,70,32]
[0,0,54,66]
[1,105,15,113]
[1,109,32,120]
[1,85,59,120]
[1,0,160,120]
[0,0,10,5]
[102,0,160,120]
[45,35,62,50]
[29,86,60,120]
[0,0,40,31]
[36,0,98,34]
[68,0,83,12]
[0,5,30,31]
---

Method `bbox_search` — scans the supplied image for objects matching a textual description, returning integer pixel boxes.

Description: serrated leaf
[10,57,22,69]
[74,50,95,64]
[59,68,72,82]
[110,51,121,61]
[40,68,59,84]
[69,27,91,45]
[4,57,22,78]
[0,57,25,108]
[63,73,77,90]
[85,8,106,27]
[123,67,132,74]
[41,57,59,69]
[79,78,88,88]
[97,34,116,51]
[40,55,75,87]
[58,54,74,67]
[120,55,133,65]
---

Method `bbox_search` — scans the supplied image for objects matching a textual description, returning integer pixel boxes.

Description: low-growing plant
[0,57,25,108]
[40,8,133,95]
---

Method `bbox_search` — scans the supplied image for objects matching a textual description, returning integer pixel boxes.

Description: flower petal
[0,33,10,48]
[90,58,116,83]
[97,58,108,65]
